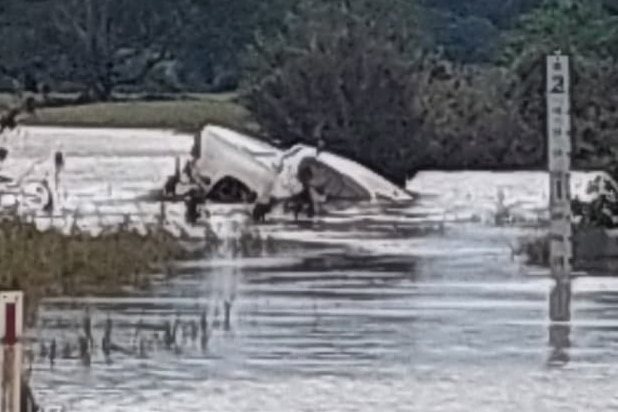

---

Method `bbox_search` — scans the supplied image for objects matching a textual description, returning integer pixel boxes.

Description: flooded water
[10,127,618,411]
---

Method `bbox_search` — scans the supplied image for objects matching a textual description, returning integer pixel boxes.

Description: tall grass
[0,214,188,325]
[0,209,283,325]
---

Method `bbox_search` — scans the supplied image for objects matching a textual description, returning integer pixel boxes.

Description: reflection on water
[12,128,618,411]
[549,280,572,322]
[548,323,571,367]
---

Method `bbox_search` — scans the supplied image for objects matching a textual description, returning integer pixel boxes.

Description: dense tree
[414,63,538,169]
[0,0,300,94]
[421,0,543,62]
[242,0,426,185]
[502,0,618,60]
[43,0,194,100]
[501,0,618,171]
[242,0,544,183]
[503,50,618,171]
[176,0,296,92]
[0,0,53,90]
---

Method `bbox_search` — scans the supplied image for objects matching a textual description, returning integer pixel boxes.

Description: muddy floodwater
[9,127,618,411]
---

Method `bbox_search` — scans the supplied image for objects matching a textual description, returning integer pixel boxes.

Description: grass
[0,214,190,326]
[0,208,283,326]
[2,92,256,134]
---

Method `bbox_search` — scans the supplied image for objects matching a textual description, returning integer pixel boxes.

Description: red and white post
[0,291,24,412]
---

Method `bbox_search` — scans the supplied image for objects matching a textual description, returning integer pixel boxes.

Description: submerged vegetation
[515,188,618,267]
[515,234,550,267]
[0,215,187,324]
[0,208,279,325]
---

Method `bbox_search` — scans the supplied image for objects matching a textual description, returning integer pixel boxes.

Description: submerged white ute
[178,125,412,205]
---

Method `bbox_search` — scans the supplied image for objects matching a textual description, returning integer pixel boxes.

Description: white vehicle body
[191,125,412,203]
[192,126,281,201]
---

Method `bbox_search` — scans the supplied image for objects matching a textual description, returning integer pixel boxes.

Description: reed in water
[0,209,285,325]
[0,212,189,325]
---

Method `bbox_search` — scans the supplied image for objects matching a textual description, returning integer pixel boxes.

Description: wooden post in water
[0,291,24,412]
[547,52,572,322]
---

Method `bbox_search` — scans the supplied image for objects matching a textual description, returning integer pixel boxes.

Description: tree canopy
[0,0,546,93]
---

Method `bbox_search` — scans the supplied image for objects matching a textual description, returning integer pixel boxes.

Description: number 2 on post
[551,75,565,94]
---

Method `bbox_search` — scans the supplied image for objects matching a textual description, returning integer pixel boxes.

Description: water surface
[12,127,618,412]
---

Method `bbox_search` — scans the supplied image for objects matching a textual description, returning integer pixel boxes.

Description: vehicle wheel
[208,177,255,203]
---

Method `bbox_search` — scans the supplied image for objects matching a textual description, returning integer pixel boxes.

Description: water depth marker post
[547,51,572,322]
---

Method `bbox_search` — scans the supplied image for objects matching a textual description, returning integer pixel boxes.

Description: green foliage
[242,0,428,185]
[502,0,618,61]
[0,0,292,95]
[0,214,187,324]
[421,0,543,62]
[47,0,194,99]
[242,0,547,182]
[502,48,618,170]
[494,0,618,172]
[175,0,297,91]
[413,63,539,169]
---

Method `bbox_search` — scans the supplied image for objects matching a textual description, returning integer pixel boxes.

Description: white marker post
[547,52,572,322]
[0,291,24,412]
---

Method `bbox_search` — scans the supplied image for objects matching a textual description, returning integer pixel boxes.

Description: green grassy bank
[1,93,254,134]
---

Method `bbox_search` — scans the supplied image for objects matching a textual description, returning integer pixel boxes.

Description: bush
[242,0,428,186]
[241,0,540,184]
